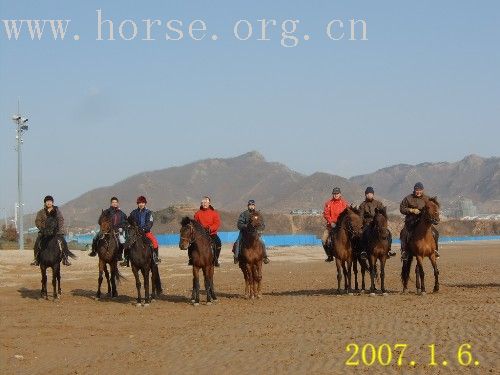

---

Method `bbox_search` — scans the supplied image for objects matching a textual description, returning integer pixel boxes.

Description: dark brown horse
[327,207,364,294]
[127,216,163,306]
[38,214,76,300]
[179,217,217,305]
[364,207,391,295]
[401,197,440,295]
[95,210,123,299]
[238,210,264,299]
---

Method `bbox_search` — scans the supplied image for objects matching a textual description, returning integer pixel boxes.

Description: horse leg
[209,265,217,301]
[430,254,440,293]
[192,267,200,305]
[335,258,342,294]
[52,266,58,299]
[40,266,47,299]
[380,256,387,295]
[150,265,156,300]
[246,263,254,299]
[255,262,263,298]
[417,255,426,294]
[369,255,376,295]
[346,260,353,294]
[104,265,111,296]
[110,263,118,298]
[241,264,250,299]
[96,260,104,299]
[56,264,61,295]
[361,258,367,291]
[143,268,150,305]
[132,265,142,305]
[353,258,359,292]
[202,267,212,304]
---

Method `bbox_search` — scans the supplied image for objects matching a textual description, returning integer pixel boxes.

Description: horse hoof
[190,299,196,304]
[206,302,212,306]
[369,293,376,297]
[382,292,388,296]
[136,302,142,307]
[143,303,150,307]
[193,302,200,306]
[257,294,262,299]
[347,293,353,296]
[421,291,426,296]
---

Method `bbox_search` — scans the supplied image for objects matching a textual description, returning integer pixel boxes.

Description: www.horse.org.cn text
[1,9,368,48]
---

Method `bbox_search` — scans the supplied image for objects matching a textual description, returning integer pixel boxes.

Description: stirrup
[360,252,367,260]
[263,257,270,264]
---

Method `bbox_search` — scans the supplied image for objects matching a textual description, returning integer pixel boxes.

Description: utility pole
[11,100,29,250]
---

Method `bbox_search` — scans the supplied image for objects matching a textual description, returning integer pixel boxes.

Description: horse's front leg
[110,263,118,298]
[416,255,426,294]
[56,265,61,295]
[202,267,212,304]
[143,269,150,305]
[104,265,111,296]
[209,265,217,301]
[353,258,359,292]
[255,262,263,299]
[369,256,376,295]
[96,260,104,299]
[132,265,142,305]
[430,255,439,293]
[346,260,353,294]
[40,266,48,299]
[52,266,58,299]
[380,257,387,295]
[192,267,200,305]
[241,264,250,299]
[361,259,367,291]
[335,258,342,294]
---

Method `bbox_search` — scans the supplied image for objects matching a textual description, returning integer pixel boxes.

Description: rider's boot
[152,247,161,265]
[88,236,98,257]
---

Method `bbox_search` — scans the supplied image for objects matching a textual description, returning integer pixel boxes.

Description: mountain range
[58,151,499,228]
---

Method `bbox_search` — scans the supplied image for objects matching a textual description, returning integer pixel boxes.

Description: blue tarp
[67,232,500,247]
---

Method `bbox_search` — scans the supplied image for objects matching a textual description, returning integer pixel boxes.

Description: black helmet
[43,195,54,203]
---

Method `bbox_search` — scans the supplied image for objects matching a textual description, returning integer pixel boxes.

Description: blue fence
[67,232,500,247]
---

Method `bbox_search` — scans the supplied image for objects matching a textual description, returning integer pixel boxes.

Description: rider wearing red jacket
[322,187,349,262]
[194,196,222,267]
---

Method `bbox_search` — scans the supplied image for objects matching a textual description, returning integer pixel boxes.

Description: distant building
[449,197,478,218]
[290,209,321,216]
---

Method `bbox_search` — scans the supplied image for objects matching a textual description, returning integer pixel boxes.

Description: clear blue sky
[1,1,499,214]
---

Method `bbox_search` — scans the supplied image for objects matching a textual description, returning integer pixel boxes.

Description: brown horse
[179,217,217,305]
[327,207,364,294]
[127,216,163,306]
[364,207,391,295]
[401,197,440,295]
[95,210,123,299]
[238,210,264,299]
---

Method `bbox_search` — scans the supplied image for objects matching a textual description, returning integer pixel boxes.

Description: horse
[95,210,123,299]
[238,210,264,299]
[38,214,76,300]
[179,217,217,305]
[127,216,163,306]
[401,197,441,295]
[326,206,364,295]
[364,207,392,296]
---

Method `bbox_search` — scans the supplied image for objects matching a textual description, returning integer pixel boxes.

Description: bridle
[180,223,195,245]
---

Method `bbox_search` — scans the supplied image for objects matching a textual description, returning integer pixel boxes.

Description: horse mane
[336,207,352,226]
[181,216,211,240]
[428,196,440,207]
[375,206,388,219]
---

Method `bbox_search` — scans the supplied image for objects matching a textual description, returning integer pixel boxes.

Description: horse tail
[401,255,413,286]
[152,264,162,293]
[113,264,125,283]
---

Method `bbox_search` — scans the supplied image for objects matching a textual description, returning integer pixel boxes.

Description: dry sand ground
[1,242,499,375]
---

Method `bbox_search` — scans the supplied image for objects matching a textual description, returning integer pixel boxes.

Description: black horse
[179,217,217,305]
[127,216,162,306]
[38,214,76,300]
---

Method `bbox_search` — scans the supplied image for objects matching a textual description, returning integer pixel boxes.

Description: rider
[194,196,222,267]
[358,187,395,259]
[322,187,349,262]
[123,196,161,266]
[234,200,270,264]
[88,197,128,259]
[31,195,71,266]
[400,182,440,260]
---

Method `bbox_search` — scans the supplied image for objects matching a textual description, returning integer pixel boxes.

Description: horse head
[423,197,440,225]
[341,206,363,239]
[247,210,263,232]
[179,217,195,250]
[373,206,389,239]
[99,209,113,233]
